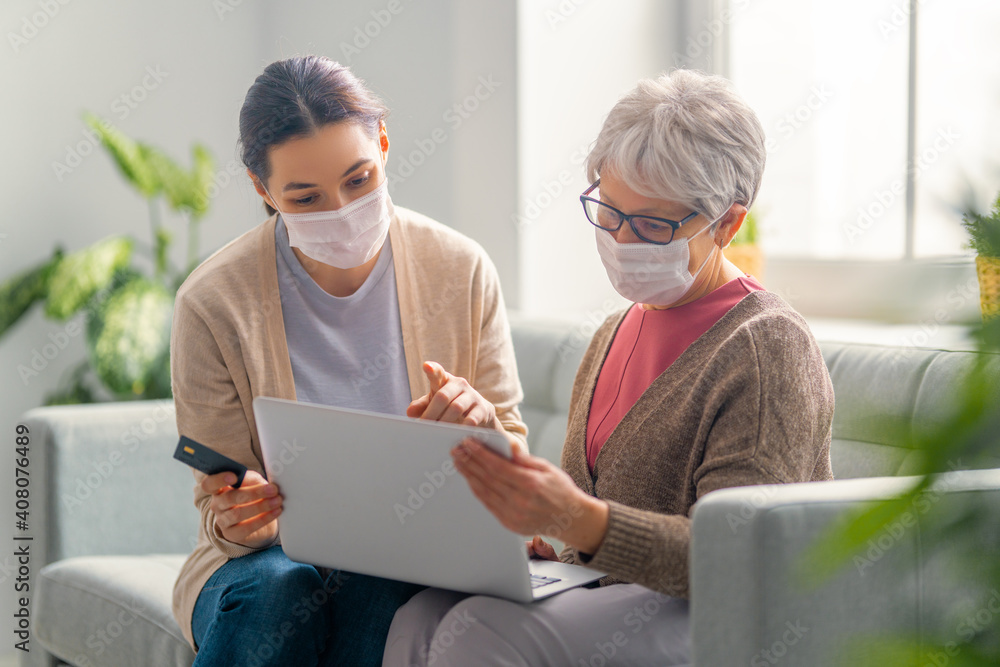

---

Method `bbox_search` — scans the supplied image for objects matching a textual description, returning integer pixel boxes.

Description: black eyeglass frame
[580,179,699,245]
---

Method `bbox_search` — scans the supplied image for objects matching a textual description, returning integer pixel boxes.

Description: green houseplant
[962,188,1000,320]
[0,113,215,404]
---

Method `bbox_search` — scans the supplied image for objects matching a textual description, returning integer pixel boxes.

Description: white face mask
[595,217,720,307]
[266,179,394,269]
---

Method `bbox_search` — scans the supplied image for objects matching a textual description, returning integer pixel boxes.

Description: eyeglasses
[580,180,699,245]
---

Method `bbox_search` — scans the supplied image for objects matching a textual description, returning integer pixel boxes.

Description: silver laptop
[253,396,605,602]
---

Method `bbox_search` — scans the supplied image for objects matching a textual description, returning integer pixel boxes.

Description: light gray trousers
[382,583,691,666]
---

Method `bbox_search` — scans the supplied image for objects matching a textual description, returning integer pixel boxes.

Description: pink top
[586,275,766,474]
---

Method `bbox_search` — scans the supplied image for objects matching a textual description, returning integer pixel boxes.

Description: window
[727,0,1000,260]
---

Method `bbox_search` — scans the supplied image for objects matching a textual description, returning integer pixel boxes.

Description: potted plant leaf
[962,188,1000,320]
[0,113,214,404]
[723,208,765,283]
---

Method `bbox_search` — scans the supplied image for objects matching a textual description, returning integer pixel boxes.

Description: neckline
[275,215,393,303]
[583,289,777,483]
[640,274,763,315]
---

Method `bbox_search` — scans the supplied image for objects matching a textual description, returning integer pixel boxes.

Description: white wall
[255,0,519,293]
[515,0,682,319]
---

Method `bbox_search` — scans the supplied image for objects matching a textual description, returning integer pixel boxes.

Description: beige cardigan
[169,207,527,650]
[559,291,835,597]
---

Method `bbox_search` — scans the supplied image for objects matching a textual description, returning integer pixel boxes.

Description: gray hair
[586,69,766,222]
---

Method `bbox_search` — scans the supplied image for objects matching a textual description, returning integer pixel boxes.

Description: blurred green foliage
[798,280,1000,663]
[0,114,215,403]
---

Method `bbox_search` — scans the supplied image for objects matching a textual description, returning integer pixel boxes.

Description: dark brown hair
[239,55,388,215]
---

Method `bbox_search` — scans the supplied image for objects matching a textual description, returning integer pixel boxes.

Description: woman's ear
[378,121,389,160]
[716,204,748,248]
[248,170,277,211]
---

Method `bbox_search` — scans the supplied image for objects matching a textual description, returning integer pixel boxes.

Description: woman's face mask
[266,178,393,269]
[260,121,394,269]
[595,218,720,307]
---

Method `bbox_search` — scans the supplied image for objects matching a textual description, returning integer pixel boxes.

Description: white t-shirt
[274,216,411,415]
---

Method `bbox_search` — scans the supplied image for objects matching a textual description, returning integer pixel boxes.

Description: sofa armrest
[690,469,1000,666]
[20,400,199,567]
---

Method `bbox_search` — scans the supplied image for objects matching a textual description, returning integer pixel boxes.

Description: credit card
[173,435,248,488]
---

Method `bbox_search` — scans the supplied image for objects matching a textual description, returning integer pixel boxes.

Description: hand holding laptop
[451,436,611,557]
[201,469,283,549]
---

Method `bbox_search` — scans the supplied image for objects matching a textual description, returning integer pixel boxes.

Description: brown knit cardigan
[559,291,835,598]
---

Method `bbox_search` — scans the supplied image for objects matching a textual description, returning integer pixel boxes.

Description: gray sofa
[20,315,1000,666]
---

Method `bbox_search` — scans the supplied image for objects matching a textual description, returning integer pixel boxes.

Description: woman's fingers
[439,392,476,424]
[200,470,239,495]
[461,403,489,426]
[407,361,449,419]
[414,361,497,428]
[215,480,278,511]
[200,469,269,495]
[421,377,468,421]
[461,439,536,490]
[226,506,282,544]
[510,445,549,470]
[454,439,587,539]
[209,471,282,534]
[532,536,559,561]
[452,440,523,497]
[406,393,431,418]
[423,360,449,392]
[216,493,282,530]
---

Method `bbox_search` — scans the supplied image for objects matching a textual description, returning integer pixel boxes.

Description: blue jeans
[191,545,424,666]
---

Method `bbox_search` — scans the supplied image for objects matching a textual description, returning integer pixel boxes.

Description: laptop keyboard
[529,573,562,589]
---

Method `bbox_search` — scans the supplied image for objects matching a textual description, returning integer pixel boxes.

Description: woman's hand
[202,470,282,549]
[526,535,560,562]
[407,361,500,431]
[453,438,609,554]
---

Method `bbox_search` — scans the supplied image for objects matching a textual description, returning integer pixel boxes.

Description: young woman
[169,55,527,666]
[383,69,835,666]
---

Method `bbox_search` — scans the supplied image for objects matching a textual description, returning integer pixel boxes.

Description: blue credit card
[173,435,248,488]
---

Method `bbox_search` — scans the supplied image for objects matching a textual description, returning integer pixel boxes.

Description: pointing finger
[423,360,449,393]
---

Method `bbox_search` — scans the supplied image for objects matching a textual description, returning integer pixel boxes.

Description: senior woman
[383,69,835,666]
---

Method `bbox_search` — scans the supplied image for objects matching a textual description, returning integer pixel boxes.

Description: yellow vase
[976,255,1000,320]
[724,244,765,284]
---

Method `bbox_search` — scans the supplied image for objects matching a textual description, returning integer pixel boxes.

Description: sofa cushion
[34,554,194,667]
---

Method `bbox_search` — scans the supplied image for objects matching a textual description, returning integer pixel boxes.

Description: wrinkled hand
[526,535,560,561]
[203,470,281,549]
[453,438,608,553]
[407,361,499,430]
